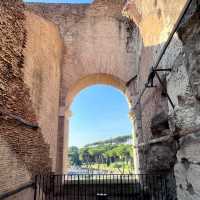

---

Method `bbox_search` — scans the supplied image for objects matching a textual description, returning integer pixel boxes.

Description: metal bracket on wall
[155,71,175,109]
[130,0,193,110]
[126,75,137,87]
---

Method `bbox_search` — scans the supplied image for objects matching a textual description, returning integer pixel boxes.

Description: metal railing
[34,174,169,200]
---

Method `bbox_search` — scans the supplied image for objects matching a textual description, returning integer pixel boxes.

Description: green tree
[68,146,81,166]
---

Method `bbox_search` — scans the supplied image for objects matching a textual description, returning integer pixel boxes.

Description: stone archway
[26,1,142,174]
[57,73,139,173]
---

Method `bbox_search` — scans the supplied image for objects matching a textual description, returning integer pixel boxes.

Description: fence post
[34,175,37,200]
[78,175,80,200]
[120,175,123,198]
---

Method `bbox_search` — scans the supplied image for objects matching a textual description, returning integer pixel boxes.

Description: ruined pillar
[168,4,200,199]
[56,112,65,173]
[63,109,72,173]
[129,102,141,174]
[56,106,71,174]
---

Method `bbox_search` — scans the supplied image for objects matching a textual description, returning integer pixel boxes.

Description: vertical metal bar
[140,174,142,198]
[95,173,96,199]
[46,175,49,200]
[84,174,86,200]
[133,174,136,198]
[142,174,144,200]
[63,175,65,200]
[126,175,128,200]
[102,174,104,196]
[99,174,101,197]
[109,174,111,199]
[150,175,153,200]
[52,175,55,200]
[77,175,79,200]
[164,175,167,200]
[127,174,130,199]
[105,174,107,198]
[136,174,138,198]
[65,175,68,200]
[62,175,64,200]
[113,174,114,199]
[46,175,50,200]
[154,175,157,200]
[120,175,123,200]
[56,175,59,200]
[157,175,160,200]
[155,175,160,200]
[80,174,82,200]
[124,174,126,200]
[115,174,117,200]
[114,174,116,199]
[34,175,37,200]
[151,175,154,200]
[60,175,62,200]
[70,175,72,200]
[38,175,41,200]
[117,174,119,200]
[73,175,75,200]
[59,175,61,200]
[144,174,147,199]
[49,175,52,200]
[88,173,90,200]
[42,175,44,200]
[159,175,162,200]
[91,173,95,199]
[140,175,142,200]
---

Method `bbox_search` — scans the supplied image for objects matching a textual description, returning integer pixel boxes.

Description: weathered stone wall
[170,5,200,199]
[124,0,183,175]
[125,0,200,199]
[26,0,140,105]
[123,0,188,46]
[0,0,62,196]
[23,11,63,172]
[26,0,141,173]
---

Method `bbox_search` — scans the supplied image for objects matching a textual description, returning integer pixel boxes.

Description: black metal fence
[34,174,169,200]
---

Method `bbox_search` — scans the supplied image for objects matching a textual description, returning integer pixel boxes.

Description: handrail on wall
[0,182,34,200]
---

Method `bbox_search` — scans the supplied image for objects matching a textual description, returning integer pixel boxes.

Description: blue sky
[69,85,132,147]
[24,0,92,3]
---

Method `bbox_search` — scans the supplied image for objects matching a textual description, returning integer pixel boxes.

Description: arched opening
[60,74,138,174]
[68,84,134,174]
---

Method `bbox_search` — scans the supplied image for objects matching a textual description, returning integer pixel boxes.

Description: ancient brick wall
[0,0,62,195]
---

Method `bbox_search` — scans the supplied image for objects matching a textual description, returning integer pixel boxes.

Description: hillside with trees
[68,135,134,173]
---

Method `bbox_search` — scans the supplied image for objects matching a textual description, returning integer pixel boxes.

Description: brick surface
[0,0,62,194]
